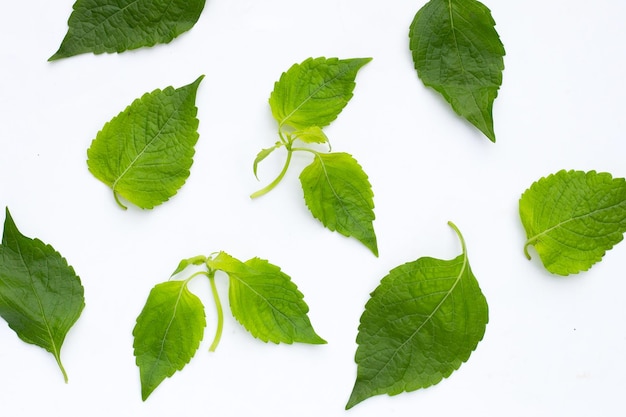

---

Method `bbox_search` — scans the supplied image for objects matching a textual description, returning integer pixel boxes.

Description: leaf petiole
[447,221,466,256]
[55,353,69,383]
[113,191,128,210]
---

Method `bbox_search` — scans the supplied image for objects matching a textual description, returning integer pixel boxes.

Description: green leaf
[519,170,626,275]
[292,126,329,145]
[133,280,206,401]
[0,208,85,383]
[269,57,371,130]
[87,75,204,210]
[300,152,378,256]
[171,255,207,277]
[347,222,488,409]
[49,0,206,61]
[253,142,283,180]
[409,0,505,142]
[207,252,326,345]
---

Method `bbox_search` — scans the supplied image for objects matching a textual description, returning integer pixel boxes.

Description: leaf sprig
[519,170,626,275]
[347,222,488,409]
[50,0,207,60]
[87,76,204,210]
[252,57,378,256]
[409,0,505,142]
[133,251,325,400]
[0,208,85,382]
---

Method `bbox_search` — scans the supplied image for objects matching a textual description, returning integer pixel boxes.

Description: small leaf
[253,142,283,180]
[409,0,505,142]
[171,255,207,277]
[292,126,329,145]
[300,152,378,256]
[269,57,371,130]
[133,280,206,401]
[347,222,488,409]
[49,0,206,60]
[87,75,204,209]
[208,252,326,345]
[0,208,85,382]
[519,170,626,275]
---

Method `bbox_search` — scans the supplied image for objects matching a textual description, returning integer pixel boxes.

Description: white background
[1,0,625,415]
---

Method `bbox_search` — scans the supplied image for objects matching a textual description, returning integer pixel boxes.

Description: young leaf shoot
[0,208,85,383]
[87,76,204,210]
[50,0,206,60]
[347,222,488,409]
[252,57,378,256]
[409,0,505,142]
[520,170,626,275]
[133,252,325,400]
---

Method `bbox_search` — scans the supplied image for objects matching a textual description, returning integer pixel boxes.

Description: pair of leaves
[0,208,85,382]
[410,0,505,142]
[520,170,626,275]
[347,222,488,408]
[133,251,325,400]
[50,0,206,60]
[253,57,378,256]
[87,76,204,209]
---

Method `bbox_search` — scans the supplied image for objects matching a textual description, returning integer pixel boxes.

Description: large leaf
[49,0,206,60]
[0,208,85,382]
[409,0,505,142]
[300,152,378,256]
[347,223,488,409]
[87,75,204,209]
[520,170,626,275]
[207,252,326,345]
[269,57,371,130]
[133,280,206,400]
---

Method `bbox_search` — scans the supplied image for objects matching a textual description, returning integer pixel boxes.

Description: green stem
[55,354,69,383]
[447,221,466,255]
[207,270,224,352]
[113,191,128,210]
[250,148,293,199]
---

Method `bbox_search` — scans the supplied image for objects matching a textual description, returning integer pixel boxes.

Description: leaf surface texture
[133,280,206,400]
[269,57,372,130]
[300,152,377,256]
[87,76,203,209]
[519,170,626,275]
[0,208,85,382]
[409,0,505,141]
[50,0,206,60]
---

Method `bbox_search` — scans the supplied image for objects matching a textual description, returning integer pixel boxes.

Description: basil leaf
[50,0,206,61]
[133,280,206,400]
[269,57,372,130]
[520,170,626,275]
[409,0,505,142]
[347,223,488,409]
[87,76,204,210]
[300,152,377,256]
[208,252,326,345]
[0,208,85,382]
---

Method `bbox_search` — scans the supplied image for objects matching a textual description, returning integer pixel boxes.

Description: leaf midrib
[315,154,371,237]
[230,273,298,334]
[144,282,187,389]
[13,238,60,359]
[526,199,626,247]
[368,253,468,384]
[111,94,185,194]
[278,63,353,128]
